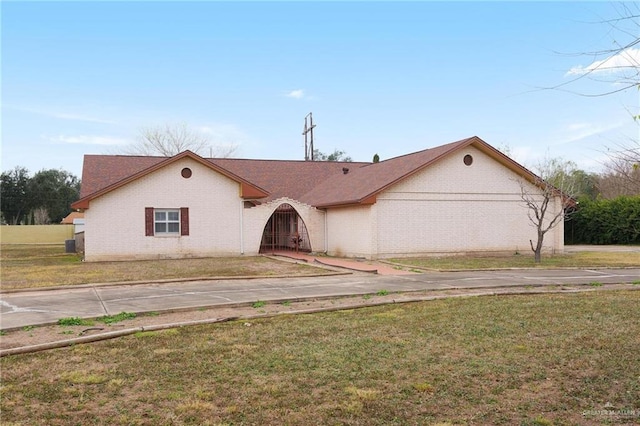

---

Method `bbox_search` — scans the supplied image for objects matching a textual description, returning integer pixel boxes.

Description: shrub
[566,196,640,244]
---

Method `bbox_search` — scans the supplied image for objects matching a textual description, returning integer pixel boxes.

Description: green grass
[391,250,640,270]
[97,312,137,325]
[2,291,638,425]
[57,317,94,327]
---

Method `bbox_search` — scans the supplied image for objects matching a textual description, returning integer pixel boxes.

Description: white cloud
[197,123,247,143]
[285,89,305,99]
[48,134,128,146]
[555,120,625,145]
[51,112,116,124]
[566,48,640,76]
[195,123,253,156]
[4,105,116,124]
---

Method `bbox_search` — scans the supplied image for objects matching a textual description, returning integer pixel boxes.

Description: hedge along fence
[0,225,74,244]
[566,196,640,245]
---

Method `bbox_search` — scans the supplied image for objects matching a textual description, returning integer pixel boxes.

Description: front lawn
[0,244,332,290]
[1,291,638,425]
[392,250,640,270]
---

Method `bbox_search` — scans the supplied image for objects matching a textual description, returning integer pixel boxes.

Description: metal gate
[259,203,311,253]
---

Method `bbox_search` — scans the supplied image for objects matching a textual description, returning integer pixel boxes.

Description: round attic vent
[463,154,473,166]
[181,167,192,178]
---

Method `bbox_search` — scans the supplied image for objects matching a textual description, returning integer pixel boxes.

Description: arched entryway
[259,203,311,253]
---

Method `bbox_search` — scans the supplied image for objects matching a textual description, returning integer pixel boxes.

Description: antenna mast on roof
[302,112,316,161]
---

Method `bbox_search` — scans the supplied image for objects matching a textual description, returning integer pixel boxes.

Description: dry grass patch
[2,291,639,425]
[0,244,333,290]
[392,250,640,270]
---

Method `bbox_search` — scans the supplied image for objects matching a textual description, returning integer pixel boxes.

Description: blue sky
[2,1,638,178]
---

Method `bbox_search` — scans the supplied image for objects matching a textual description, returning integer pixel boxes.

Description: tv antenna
[302,112,316,161]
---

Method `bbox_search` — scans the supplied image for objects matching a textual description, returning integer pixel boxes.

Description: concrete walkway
[270,251,416,275]
[565,245,640,253]
[1,267,639,330]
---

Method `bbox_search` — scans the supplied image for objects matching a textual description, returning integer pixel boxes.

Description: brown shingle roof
[298,137,479,207]
[209,158,368,203]
[73,151,269,209]
[74,136,543,209]
[79,155,163,199]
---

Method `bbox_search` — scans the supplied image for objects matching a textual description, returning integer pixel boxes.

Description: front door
[259,204,311,253]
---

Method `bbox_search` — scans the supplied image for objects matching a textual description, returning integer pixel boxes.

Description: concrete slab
[270,251,416,275]
[565,245,640,253]
[1,268,639,330]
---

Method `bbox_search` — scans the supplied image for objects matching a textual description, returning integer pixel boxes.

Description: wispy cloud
[555,120,626,145]
[197,123,247,143]
[285,89,305,99]
[50,112,116,124]
[566,48,640,76]
[48,134,128,146]
[5,105,116,124]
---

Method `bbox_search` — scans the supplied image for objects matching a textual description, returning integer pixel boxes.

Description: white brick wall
[373,146,564,258]
[85,158,243,261]
[326,205,373,258]
[84,146,564,261]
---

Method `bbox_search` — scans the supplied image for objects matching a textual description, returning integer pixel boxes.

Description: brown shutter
[145,207,154,236]
[180,207,189,236]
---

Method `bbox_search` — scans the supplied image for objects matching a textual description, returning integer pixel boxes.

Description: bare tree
[599,138,640,197]
[553,3,639,97]
[32,207,50,225]
[518,158,578,263]
[555,5,639,189]
[124,122,238,157]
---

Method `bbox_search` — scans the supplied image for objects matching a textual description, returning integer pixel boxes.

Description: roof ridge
[211,157,370,164]
[373,136,477,164]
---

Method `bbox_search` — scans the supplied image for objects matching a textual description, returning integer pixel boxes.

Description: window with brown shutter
[145,207,189,236]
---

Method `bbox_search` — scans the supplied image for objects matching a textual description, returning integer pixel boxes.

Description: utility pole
[302,112,316,161]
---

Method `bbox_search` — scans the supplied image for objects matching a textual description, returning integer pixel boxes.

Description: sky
[2,1,638,179]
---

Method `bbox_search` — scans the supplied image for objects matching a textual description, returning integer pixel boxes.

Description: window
[463,154,473,166]
[145,207,189,236]
[155,209,180,234]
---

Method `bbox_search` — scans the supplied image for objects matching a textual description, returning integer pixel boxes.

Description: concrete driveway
[565,245,640,253]
[2,268,639,330]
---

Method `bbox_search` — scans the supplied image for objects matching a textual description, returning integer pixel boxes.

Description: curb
[0,271,351,294]
[2,284,638,357]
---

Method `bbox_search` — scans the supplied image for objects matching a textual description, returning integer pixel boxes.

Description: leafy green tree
[568,169,600,200]
[1,167,31,224]
[28,169,81,223]
[569,196,640,244]
[313,149,352,162]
